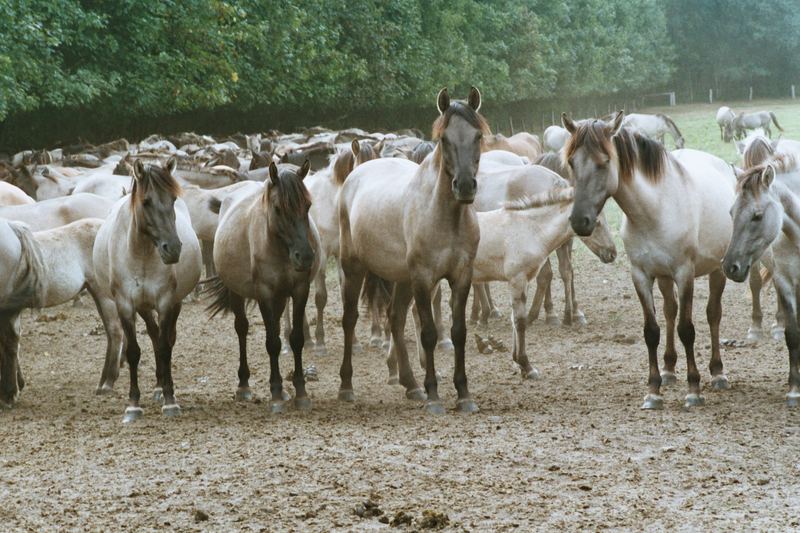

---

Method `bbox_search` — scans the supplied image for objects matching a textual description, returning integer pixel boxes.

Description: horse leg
[433,282,454,352]
[449,271,478,413]
[774,275,800,406]
[337,260,362,354]
[368,278,384,349]
[510,276,538,380]
[412,277,445,414]
[313,261,328,356]
[527,258,552,324]
[87,288,124,394]
[747,259,764,341]
[156,303,182,416]
[119,311,143,423]
[338,263,365,402]
[259,296,287,413]
[0,312,21,408]
[202,239,216,277]
[632,268,662,410]
[485,283,502,319]
[556,243,575,326]
[290,283,312,410]
[281,298,291,355]
[477,283,491,326]
[388,282,424,399]
[707,269,729,390]
[657,277,678,386]
[674,271,703,408]
[230,293,252,401]
[470,283,480,324]
[138,310,162,403]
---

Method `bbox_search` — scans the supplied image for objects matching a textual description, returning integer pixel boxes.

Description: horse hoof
[437,339,455,353]
[270,401,286,414]
[772,327,785,341]
[545,315,560,326]
[152,387,163,403]
[95,384,114,395]
[641,394,664,410]
[382,340,390,351]
[787,392,800,408]
[575,314,587,327]
[338,389,355,402]
[489,309,503,320]
[405,387,427,401]
[684,394,705,408]
[281,390,291,402]
[746,328,762,342]
[711,375,731,390]
[122,406,143,424]
[456,398,480,413]
[162,404,181,417]
[387,375,400,386]
[425,400,445,415]
[294,397,312,411]
[352,342,364,354]
[235,387,253,402]
[369,337,383,349]
[660,371,677,386]
[524,368,541,380]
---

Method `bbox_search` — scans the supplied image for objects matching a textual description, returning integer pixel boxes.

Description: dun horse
[337,87,486,414]
[93,158,201,422]
[206,162,319,412]
[733,111,783,139]
[563,112,735,410]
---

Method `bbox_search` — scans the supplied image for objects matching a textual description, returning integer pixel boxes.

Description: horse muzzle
[157,241,183,265]
[570,213,596,237]
[722,258,749,283]
[290,248,315,272]
[452,176,477,204]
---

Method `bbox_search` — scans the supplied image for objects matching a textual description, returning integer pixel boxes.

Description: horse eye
[142,198,152,207]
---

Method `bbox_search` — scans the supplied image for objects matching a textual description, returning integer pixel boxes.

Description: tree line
[0,0,797,148]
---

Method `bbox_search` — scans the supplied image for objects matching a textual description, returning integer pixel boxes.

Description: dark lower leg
[231,294,250,390]
[657,278,678,375]
[707,270,726,378]
[291,285,311,400]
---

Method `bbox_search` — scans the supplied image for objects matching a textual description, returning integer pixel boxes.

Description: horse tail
[657,113,684,142]
[770,112,784,132]
[1,223,45,312]
[202,276,232,317]
[208,196,222,214]
[361,272,392,313]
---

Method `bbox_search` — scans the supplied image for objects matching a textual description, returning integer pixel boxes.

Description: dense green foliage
[0,0,797,137]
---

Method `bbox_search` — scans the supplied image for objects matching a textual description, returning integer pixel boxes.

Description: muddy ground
[2,240,800,531]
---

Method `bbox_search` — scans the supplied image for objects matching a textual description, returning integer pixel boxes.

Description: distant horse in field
[733,111,783,139]
[206,162,319,412]
[338,87,486,414]
[716,106,736,142]
[621,113,684,149]
[723,156,800,406]
[93,157,201,423]
[563,112,735,410]
[0,219,124,407]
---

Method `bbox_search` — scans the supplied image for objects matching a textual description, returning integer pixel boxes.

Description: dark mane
[564,121,669,183]
[535,152,570,181]
[737,153,798,195]
[656,113,683,140]
[743,137,774,169]
[264,166,312,214]
[131,162,182,207]
[431,101,490,141]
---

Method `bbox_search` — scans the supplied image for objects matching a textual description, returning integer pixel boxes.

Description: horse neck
[422,147,464,213]
[517,203,572,252]
[126,202,156,257]
[611,166,666,226]
[775,182,800,245]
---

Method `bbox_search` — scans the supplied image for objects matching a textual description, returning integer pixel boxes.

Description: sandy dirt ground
[2,238,800,531]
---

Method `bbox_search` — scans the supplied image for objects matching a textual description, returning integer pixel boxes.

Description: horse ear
[133,159,146,181]
[762,165,776,188]
[437,87,450,115]
[467,86,481,112]
[351,139,360,158]
[165,156,177,175]
[561,113,576,134]
[731,164,744,180]
[269,162,279,185]
[608,111,624,136]
[299,160,311,180]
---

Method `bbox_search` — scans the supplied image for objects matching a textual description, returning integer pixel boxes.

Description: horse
[716,106,736,142]
[0,182,35,206]
[621,113,685,149]
[544,125,570,153]
[338,87,486,414]
[411,141,436,164]
[484,132,542,161]
[733,111,783,139]
[93,157,202,423]
[0,219,124,406]
[563,112,735,410]
[71,173,133,200]
[205,161,319,412]
[723,156,800,406]
[0,193,113,231]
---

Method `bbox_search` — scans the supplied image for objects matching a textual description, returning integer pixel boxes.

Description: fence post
[749,87,753,100]
[793,85,796,99]
[709,89,713,104]
[509,117,515,135]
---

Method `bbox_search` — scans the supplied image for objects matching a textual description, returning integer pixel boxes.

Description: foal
[93,157,201,422]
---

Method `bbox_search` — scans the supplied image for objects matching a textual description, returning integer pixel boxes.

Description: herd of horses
[0,88,798,421]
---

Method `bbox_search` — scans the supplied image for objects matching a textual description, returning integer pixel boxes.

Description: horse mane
[332,141,376,185]
[503,185,574,211]
[535,152,570,181]
[432,101,490,141]
[0,222,45,311]
[565,120,670,183]
[656,113,683,140]
[131,162,182,208]
[743,136,775,169]
[737,153,799,195]
[263,166,312,214]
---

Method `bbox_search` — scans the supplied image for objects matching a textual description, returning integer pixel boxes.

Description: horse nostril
[471,178,477,189]
[729,263,739,274]
[160,243,169,253]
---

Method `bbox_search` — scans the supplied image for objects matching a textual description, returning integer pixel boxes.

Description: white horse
[0,182,35,206]
[622,113,684,149]
[0,193,113,231]
[93,157,201,423]
[716,106,736,142]
[0,219,124,406]
[544,125,570,152]
[72,173,133,200]
[733,111,784,139]
[563,112,735,410]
